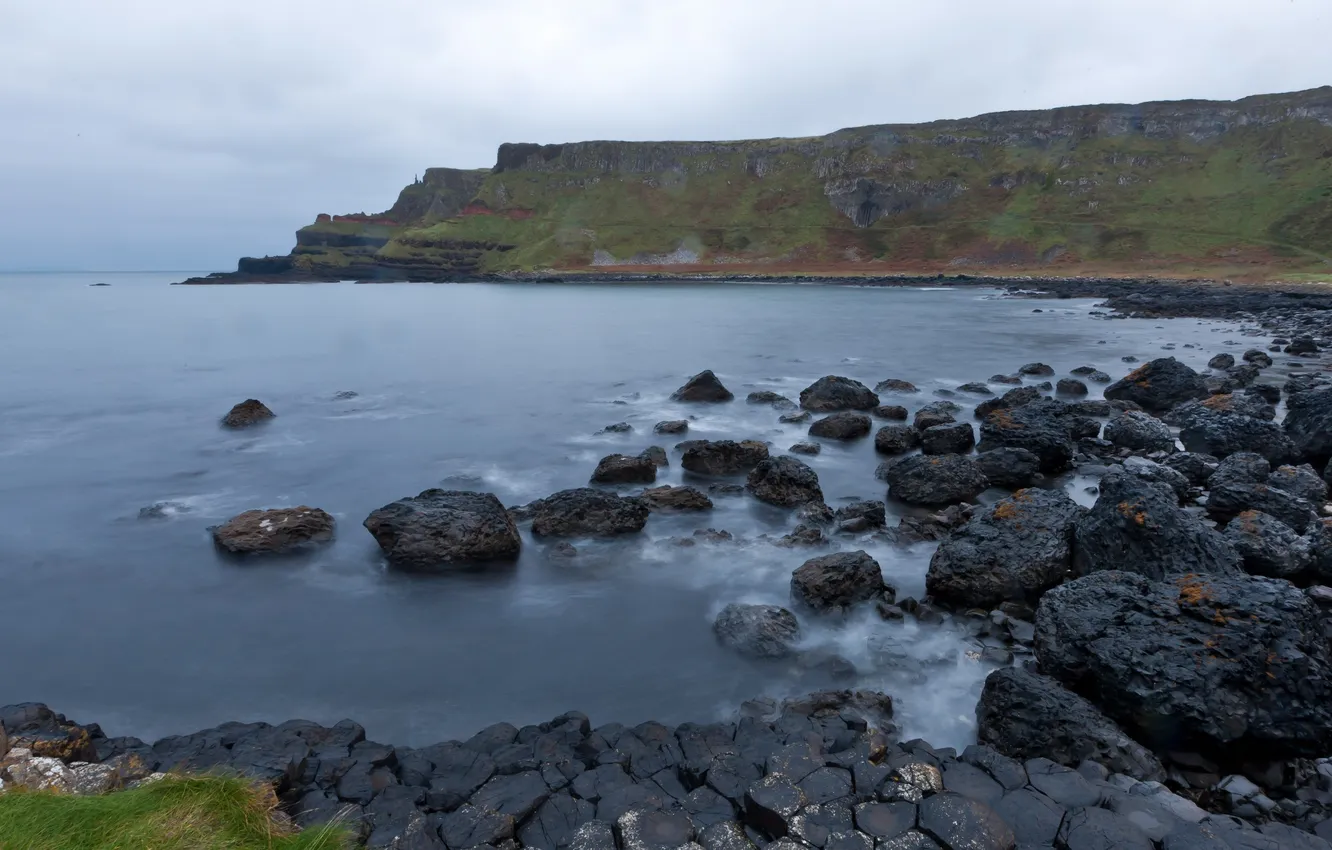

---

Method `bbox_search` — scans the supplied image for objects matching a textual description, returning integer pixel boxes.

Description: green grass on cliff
[0,776,351,850]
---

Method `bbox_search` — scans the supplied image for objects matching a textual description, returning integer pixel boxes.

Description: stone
[809,413,873,441]
[713,604,801,658]
[874,426,921,455]
[991,374,1023,385]
[800,377,880,412]
[854,801,917,840]
[744,774,807,838]
[960,746,1028,792]
[1104,358,1208,413]
[978,398,1076,473]
[1224,510,1313,579]
[975,448,1042,490]
[1205,452,1318,533]
[792,551,888,614]
[833,501,886,532]
[681,441,771,476]
[790,442,821,456]
[779,411,812,424]
[1287,336,1321,355]
[1057,378,1089,397]
[957,382,993,396]
[365,490,520,569]
[1269,463,1329,505]
[1244,349,1274,367]
[916,793,1015,850]
[749,391,797,410]
[976,668,1164,781]
[570,821,619,850]
[939,762,1004,806]
[617,808,697,850]
[591,454,659,485]
[673,371,735,403]
[1056,806,1154,850]
[4,754,72,792]
[1162,452,1219,487]
[747,457,824,508]
[1174,399,1296,463]
[1023,759,1100,809]
[437,804,515,849]
[992,788,1063,846]
[519,793,598,850]
[876,379,918,394]
[919,422,976,456]
[913,402,960,431]
[1072,472,1243,580]
[1284,383,1332,468]
[655,420,689,435]
[1019,363,1055,377]
[1209,354,1237,370]
[526,489,650,538]
[641,447,669,468]
[873,405,909,421]
[471,770,552,819]
[974,386,1044,421]
[1035,570,1332,758]
[211,506,335,555]
[1104,411,1176,453]
[600,422,633,434]
[641,486,713,513]
[221,398,275,428]
[926,488,1082,609]
[884,454,989,507]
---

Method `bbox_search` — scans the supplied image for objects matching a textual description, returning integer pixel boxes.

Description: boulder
[1269,463,1329,505]
[599,422,632,434]
[957,382,993,396]
[747,457,824,508]
[808,413,872,441]
[874,426,920,455]
[976,448,1042,490]
[978,398,1076,473]
[1208,353,1236,370]
[748,391,797,409]
[1205,452,1318,533]
[799,377,879,412]
[1056,379,1088,397]
[920,422,975,456]
[884,454,989,507]
[1286,335,1320,355]
[1162,452,1219,487]
[591,454,658,485]
[976,667,1164,781]
[1244,349,1274,367]
[791,551,888,614]
[875,379,918,394]
[974,386,1044,421]
[654,420,689,435]
[871,405,908,421]
[526,489,650,538]
[1173,399,1295,463]
[991,374,1023,385]
[913,401,960,430]
[789,442,821,456]
[1072,472,1243,580]
[641,486,713,513]
[640,446,668,467]
[1223,510,1312,579]
[832,501,886,533]
[1019,363,1055,376]
[713,604,801,658]
[364,491,521,569]
[221,399,275,428]
[672,370,734,403]
[1282,384,1332,466]
[1228,364,1263,388]
[211,506,335,555]
[779,411,811,425]
[681,441,770,476]
[1103,411,1175,453]
[1119,456,1191,502]
[1104,357,1208,413]
[1035,570,1332,758]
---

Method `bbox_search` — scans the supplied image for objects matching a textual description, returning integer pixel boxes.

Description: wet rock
[655,420,689,435]
[138,500,192,520]
[1222,510,1312,579]
[438,804,515,848]
[1162,452,1219,487]
[1073,472,1242,580]
[916,792,1015,849]
[673,370,735,403]
[1269,463,1329,505]
[1120,456,1191,502]
[1173,399,1295,463]
[978,398,1076,473]
[640,446,669,468]
[1035,570,1332,758]
[364,490,521,569]
[790,442,821,456]
[976,667,1164,781]
[1057,378,1089,397]
[1244,349,1274,367]
[872,405,909,421]
[1209,354,1237,370]
[1287,335,1320,355]
[1283,383,1332,468]
[1019,363,1055,377]
[991,374,1023,385]
[591,454,659,485]
[570,821,618,850]
[957,382,993,396]
[833,501,886,533]
[1104,357,1208,413]
[874,426,920,455]
[520,793,597,850]
[211,506,335,555]
[920,422,975,456]
[744,774,807,838]
[617,808,697,850]
[641,486,713,513]
[221,398,275,428]
[1056,806,1154,850]
[713,604,801,658]
[526,489,650,538]
[791,551,888,614]
[1104,411,1176,453]
[682,441,771,476]
[876,379,918,394]
[853,801,916,840]
[976,448,1042,490]
[1205,452,1318,533]
[926,488,1082,609]
[749,391,798,410]
[747,457,823,508]
[599,422,633,434]
[809,413,873,441]
[800,377,880,412]
[884,454,988,507]
[913,401,961,431]
[779,411,812,424]
[974,386,1044,421]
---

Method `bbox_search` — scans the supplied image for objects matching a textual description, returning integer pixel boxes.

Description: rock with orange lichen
[883,453,988,507]
[1103,357,1208,413]
[1034,570,1332,759]
[978,398,1077,473]
[1223,510,1312,580]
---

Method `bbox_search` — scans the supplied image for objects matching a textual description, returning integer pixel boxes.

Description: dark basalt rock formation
[1118,456,1191,502]
[873,425,920,455]
[883,454,988,507]
[1103,357,1208,413]
[524,488,649,538]
[926,489,1082,609]
[365,490,521,569]
[919,422,975,456]
[978,398,1076,473]
[799,377,879,412]
[747,457,823,507]
[1223,510,1312,579]
[681,440,770,476]
[640,485,713,513]
[871,404,908,421]
[912,401,960,431]
[748,391,798,410]
[1173,397,1295,463]
[591,454,659,485]
[1103,410,1175,453]
[808,412,873,441]
[673,370,734,403]
[975,448,1042,490]
[790,551,888,614]
[713,604,800,657]
[1205,452,1319,533]
[212,506,335,555]
[875,379,917,394]
[1208,353,1236,370]
[654,420,689,435]
[1285,383,1332,468]
[221,398,275,428]
[1055,378,1088,397]
[1019,363,1055,377]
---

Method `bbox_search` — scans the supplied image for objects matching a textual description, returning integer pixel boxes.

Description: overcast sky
[0,0,1326,271]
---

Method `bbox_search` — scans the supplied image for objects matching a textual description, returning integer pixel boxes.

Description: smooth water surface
[0,273,1245,748]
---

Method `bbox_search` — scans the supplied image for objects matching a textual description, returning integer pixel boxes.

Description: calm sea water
[0,272,1244,749]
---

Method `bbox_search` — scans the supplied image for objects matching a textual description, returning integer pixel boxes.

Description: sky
[0,0,1327,272]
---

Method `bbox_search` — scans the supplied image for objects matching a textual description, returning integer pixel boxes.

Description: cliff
[184,87,1332,283]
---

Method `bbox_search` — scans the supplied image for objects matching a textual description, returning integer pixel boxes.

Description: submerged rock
[875,379,918,394]
[1104,357,1208,413]
[748,391,797,409]
[1019,363,1055,377]
[365,490,520,569]
[525,488,649,538]
[1055,379,1088,397]
[884,454,988,507]
[681,440,770,476]
[808,412,872,441]
[672,370,734,403]
[212,506,335,555]
[800,376,879,412]
[641,485,713,513]
[789,442,821,456]
[747,457,823,507]
[713,604,800,658]
[791,551,888,614]
[871,404,908,421]
[654,420,689,435]
[591,454,658,485]
[221,399,275,428]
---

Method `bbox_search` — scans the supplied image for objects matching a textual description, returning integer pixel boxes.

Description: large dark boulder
[1284,384,1332,467]
[808,413,872,441]
[799,377,879,412]
[1103,411,1175,453]
[976,667,1164,781]
[212,506,335,555]
[748,391,797,410]
[876,378,918,394]
[1036,570,1332,758]
[920,422,976,456]
[1208,353,1236,370]
[884,454,988,507]
[526,489,649,538]
[1222,510,1312,580]
[1119,456,1191,502]
[976,448,1042,490]
[681,440,770,476]
[791,551,887,614]
[1173,399,1296,463]
[672,370,734,403]
[713,604,800,658]
[974,386,1043,421]
[1073,472,1242,580]
[1270,463,1329,505]
[1205,452,1319,533]
[1104,357,1208,413]
[1162,452,1219,487]
[926,489,1082,609]
[591,454,658,485]
[978,398,1076,473]
[221,398,275,428]
[874,426,920,455]
[747,457,823,507]
[641,485,713,513]
[913,400,961,430]
[364,490,521,569]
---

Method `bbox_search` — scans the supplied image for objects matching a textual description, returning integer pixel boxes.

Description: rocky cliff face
[190,87,1332,283]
